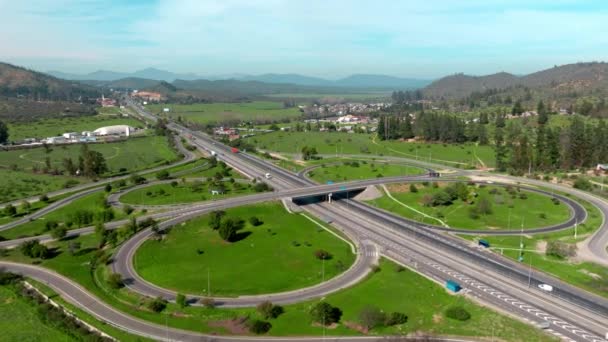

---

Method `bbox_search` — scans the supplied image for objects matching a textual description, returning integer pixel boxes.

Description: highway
[0,99,607,342]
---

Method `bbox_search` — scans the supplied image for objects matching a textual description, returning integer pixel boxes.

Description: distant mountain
[239,73,331,87]
[80,77,162,90]
[48,68,430,89]
[0,62,99,100]
[239,73,430,89]
[48,68,200,82]
[424,62,608,99]
[334,74,431,89]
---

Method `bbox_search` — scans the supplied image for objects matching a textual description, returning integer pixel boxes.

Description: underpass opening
[291,188,365,206]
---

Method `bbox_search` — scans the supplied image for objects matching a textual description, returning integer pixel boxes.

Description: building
[132,91,162,102]
[97,95,117,107]
[214,127,237,136]
[45,136,67,144]
[93,125,133,137]
[62,132,78,139]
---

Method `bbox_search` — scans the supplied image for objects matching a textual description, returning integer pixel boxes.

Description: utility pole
[574,218,578,239]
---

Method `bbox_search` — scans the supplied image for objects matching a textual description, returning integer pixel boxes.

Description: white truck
[210,151,217,156]
[265,173,271,179]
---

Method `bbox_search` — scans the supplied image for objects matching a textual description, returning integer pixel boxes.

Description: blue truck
[446,280,461,292]
[478,239,490,248]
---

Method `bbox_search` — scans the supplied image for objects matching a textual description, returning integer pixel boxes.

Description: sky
[1,0,607,79]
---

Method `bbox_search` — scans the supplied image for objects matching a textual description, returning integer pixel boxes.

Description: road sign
[340,186,347,191]
[327,181,334,185]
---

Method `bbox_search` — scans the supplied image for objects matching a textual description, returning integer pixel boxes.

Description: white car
[538,284,553,292]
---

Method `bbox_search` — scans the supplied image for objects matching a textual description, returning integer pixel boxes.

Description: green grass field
[0,135,178,175]
[0,286,75,342]
[134,202,355,296]
[0,191,128,240]
[458,196,608,298]
[366,182,571,230]
[308,160,423,183]
[245,131,495,168]
[7,114,145,141]
[0,169,85,203]
[0,231,551,340]
[120,180,257,205]
[147,101,302,124]
[264,92,391,100]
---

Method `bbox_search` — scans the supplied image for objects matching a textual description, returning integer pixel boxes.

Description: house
[596,164,608,173]
[45,136,67,144]
[62,132,78,139]
[214,127,237,136]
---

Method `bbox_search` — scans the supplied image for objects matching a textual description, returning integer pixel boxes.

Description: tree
[256,301,284,319]
[249,216,263,226]
[156,170,170,180]
[475,196,493,215]
[546,240,577,259]
[107,273,124,289]
[147,297,168,313]
[301,146,319,161]
[409,184,418,193]
[3,204,17,217]
[218,218,240,242]
[0,120,8,144]
[50,226,67,240]
[494,127,508,172]
[129,173,146,185]
[176,293,187,308]
[104,184,112,192]
[19,240,50,259]
[310,302,342,325]
[20,200,32,214]
[314,249,332,260]
[209,210,225,230]
[67,241,81,255]
[537,100,548,125]
[359,305,386,330]
[201,298,215,308]
[39,194,50,203]
[511,100,524,116]
[385,312,408,326]
[94,222,108,247]
[248,320,272,334]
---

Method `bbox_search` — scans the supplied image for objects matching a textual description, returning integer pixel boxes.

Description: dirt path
[381,184,450,228]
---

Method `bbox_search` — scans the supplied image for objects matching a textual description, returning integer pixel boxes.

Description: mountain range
[423,62,608,99]
[47,69,430,89]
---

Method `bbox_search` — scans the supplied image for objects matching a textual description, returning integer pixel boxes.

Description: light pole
[574,218,578,239]
[527,254,533,288]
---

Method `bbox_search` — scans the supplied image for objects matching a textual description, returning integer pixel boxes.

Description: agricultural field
[0,191,128,240]
[459,197,608,298]
[7,113,145,142]
[365,182,571,230]
[147,101,302,124]
[120,179,259,206]
[0,135,178,176]
[307,160,424,183]
[0,169,85,203]
[0,286,75,342]
[134,202,355,296]
[245,131,495,168]
[264,92,391,100]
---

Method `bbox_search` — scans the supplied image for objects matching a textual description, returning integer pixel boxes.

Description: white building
[94,125,133,137]
[62,132,78,139]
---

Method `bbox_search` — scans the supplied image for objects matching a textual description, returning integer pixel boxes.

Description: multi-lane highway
[1,99,607,342]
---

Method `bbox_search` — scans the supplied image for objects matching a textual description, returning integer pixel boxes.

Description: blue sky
[1,0,607,78]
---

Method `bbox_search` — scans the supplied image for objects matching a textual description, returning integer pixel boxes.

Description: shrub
[176,293,187,308]
[257,301,284,319]
[359,305,386,329]
[445,306,471,321]
[573,178,593,191]
[248,319,272,334]
[552,197,560,205]
[546,241,577,259]
[409,184,418,193]
[386,312,408,326]
[3,204,17,217]
[39,194,50,203]
[107,273,124,289]
[19,240,50,259]
[475,196,493,215]
[104,184,112,192]
[539,213,547,219]
[249,216,263,226]
[147,297,168,312]
[170,180,178,187]
[50,226,67,240]
[45,220,59,231]
[314,249,332,260]
[201,298,215,308]
[156,170,170,180]
[310,302,342,325]
[123,205,134,215]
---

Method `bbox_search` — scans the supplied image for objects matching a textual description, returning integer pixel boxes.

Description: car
[538,284,553,292]
[537,321,551,329]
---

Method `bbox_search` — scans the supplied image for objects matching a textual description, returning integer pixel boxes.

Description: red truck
[231,147,239,153]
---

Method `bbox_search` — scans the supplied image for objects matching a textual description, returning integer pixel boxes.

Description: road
[1,99,607,342]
